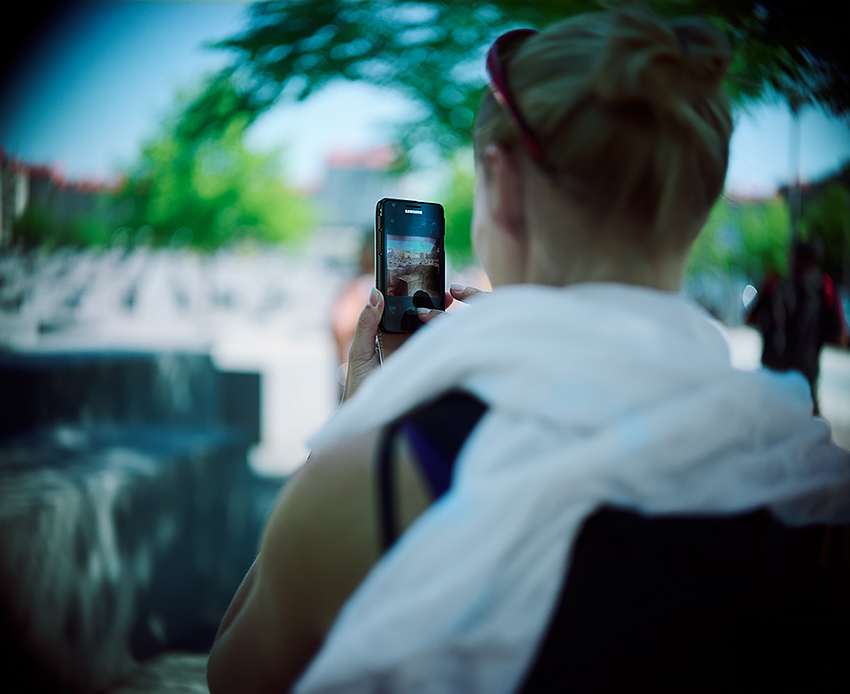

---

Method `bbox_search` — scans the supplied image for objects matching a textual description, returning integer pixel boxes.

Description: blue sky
[2,1,849,196]
[388,234,440,255]
[1,2,246,180]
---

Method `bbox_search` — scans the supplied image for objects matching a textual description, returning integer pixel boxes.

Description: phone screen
[376,198,445,333]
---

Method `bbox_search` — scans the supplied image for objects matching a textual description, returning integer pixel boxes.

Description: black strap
[377,390,487,553]
[378,419,402,552]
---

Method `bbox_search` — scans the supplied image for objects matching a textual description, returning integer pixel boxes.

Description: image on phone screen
[386,234,442,305]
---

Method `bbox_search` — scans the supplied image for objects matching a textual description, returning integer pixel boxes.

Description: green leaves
[440,149,477,262]
[215,1,523,159]
[215,0,849,155]
[117,72,313,250]
[687,194,793,281]
[114,0,847,259]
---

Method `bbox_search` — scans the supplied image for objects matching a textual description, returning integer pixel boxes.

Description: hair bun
[591,5,731,107]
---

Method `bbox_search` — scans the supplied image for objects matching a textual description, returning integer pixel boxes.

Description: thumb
[342,288,383,403]
[348,288,383,368]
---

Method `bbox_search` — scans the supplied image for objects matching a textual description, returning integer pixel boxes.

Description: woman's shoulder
[209,423,440,692]
[208,428,386,692]
[259,429,385,632]
[258,423,438,670]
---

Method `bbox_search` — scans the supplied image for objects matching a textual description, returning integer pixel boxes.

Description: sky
[2,0,849,197]
[388,235,440,255]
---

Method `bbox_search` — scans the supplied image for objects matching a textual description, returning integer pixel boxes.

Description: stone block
[220,370,261,446]
[0,424,254,693]
[0,352,225,437]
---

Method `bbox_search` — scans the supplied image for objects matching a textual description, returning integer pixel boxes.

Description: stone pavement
[818,345,850,450]
[0,236,358,692]
[107,652,209,694]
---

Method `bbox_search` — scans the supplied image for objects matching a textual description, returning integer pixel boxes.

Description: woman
[207,5,850,692]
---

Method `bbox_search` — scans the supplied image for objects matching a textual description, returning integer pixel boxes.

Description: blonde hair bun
[591,5,732,107]
[474,2,735,250]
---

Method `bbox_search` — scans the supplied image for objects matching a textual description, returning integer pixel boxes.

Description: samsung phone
[375,198,446,333]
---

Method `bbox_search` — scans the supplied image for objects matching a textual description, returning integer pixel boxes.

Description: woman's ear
[483,143,528,244]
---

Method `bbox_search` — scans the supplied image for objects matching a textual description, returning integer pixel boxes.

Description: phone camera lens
[391,202,396,208]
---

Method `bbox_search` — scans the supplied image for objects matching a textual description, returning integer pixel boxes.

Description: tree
[686,0,848,114]
[440,150,477,263]
[687,195,792,281]
[216,1,523,160]
[118,71,313,250]
[202,0,845,273]
[735,196,793,280]
[213,0,850,165]
[13,204,112,250]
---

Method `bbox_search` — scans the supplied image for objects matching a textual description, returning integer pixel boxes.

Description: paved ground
[108,652,209,693]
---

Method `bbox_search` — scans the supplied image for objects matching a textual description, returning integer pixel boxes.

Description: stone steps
[0,352,261,693]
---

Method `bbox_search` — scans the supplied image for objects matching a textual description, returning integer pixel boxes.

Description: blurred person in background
[331,229,374,398]
[208,5,850,693]
[747,238,849,413]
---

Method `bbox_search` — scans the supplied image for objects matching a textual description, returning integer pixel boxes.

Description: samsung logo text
[405,209,423,214]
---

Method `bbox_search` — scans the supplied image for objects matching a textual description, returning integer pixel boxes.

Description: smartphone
[375,198,446,333]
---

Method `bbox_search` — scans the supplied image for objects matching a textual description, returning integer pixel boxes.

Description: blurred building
[312,145,402,228]
[0,150,27,248]
[0,149,119,246]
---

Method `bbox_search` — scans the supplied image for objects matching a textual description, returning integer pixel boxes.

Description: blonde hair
[475,4,733,251]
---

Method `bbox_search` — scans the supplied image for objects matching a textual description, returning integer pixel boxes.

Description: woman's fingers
[416,307,441,323]
[346,284,488,373]
[450,283,486,302]
[417,284,487,324]
[416,290,453,324]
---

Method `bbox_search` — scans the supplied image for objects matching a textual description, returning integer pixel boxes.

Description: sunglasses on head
[485,28,558,176]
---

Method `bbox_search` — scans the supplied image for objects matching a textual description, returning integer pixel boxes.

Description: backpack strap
[377,390,487,552]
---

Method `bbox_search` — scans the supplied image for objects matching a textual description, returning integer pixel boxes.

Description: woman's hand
[342,288,417,402]
[341,284,486,403]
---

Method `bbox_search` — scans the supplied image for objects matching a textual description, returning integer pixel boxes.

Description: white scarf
[296,283,850,694]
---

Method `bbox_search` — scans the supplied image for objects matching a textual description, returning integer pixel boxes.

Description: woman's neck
[527,235,687,292]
